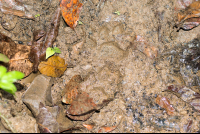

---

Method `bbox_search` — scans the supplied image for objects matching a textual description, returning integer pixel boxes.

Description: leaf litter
[176,1,200,30]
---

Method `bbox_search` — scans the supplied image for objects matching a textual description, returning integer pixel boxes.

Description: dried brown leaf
[0,32,33,77]
[62,75,83,104]
[176,1,200,30]
[66,91,113,121]
[38,55,67,77]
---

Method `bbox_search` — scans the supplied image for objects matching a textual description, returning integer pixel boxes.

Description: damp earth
[1,0,200,133]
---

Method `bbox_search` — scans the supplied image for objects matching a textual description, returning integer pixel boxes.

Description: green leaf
[53,47,61,54]
[114,11,120,15]
[1,71,24,83]
[0,53,9,63]
[0,66,7,78]
[78,21,83,25]
[0,82,17,95]
[46,47,55,59]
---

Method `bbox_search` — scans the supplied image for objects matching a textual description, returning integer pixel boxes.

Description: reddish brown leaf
[66,91,113,121]
[167,85,200,112]
[176,1,200,30]
[66,91,97,116]
[61,75,83,104]
[155,95,175,115]
[60,0,83,29]
[0,32,33,77]
[62,85,79,104]
[29,6,61,72]
[98,126,117,133]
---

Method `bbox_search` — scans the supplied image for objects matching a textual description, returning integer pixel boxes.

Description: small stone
[22,74,53,117]
[37,104,59,133]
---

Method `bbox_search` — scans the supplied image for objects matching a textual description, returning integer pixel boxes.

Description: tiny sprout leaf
[0,82,17,95]
[0,53,9,63]
[53,47,61,54]
[114,11,120,15]
[1,71,24,83]
[78,21,83,25]
[0,66,7,78]
[46,47,55,59]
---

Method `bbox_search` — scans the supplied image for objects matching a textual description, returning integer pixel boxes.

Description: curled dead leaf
[176,1,200,30]
[38,55,67,77]
[66,91,113,121]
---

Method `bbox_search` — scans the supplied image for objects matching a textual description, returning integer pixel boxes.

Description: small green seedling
[0,53,9,63]
[35,14,40,18]
[46,47,61,59]
[0,66,24,95]
[114,11,120,15]
[78,21,83,25]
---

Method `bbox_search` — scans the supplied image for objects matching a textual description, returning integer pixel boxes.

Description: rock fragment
[22,74,53,117]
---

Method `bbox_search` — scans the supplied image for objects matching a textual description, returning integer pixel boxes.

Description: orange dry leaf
[82,124,94,131]
[98,126,117,133]
[60,0,83,29]
[176,1,200,30]
[156,95,175,115]
[178,1,200,22]
[38,55,67,77]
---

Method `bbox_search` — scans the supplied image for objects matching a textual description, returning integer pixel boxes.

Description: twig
[0,112,17,133]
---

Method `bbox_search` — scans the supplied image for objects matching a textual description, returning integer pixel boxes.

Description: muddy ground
[1,0,200,133]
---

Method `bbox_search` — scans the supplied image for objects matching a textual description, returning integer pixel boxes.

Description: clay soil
[1,0,200,133]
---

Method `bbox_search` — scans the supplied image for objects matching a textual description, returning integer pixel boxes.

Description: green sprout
[0,66,24,95]
[78,21,83,25]
[114,11,120,15]
[35,14,40,18]
[46,47,61,59]
[0,53,9,63]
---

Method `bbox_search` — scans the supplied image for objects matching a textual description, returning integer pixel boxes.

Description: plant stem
[0,112,17,133]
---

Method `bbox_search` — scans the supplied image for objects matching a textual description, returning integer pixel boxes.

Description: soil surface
[1,0,200,133]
